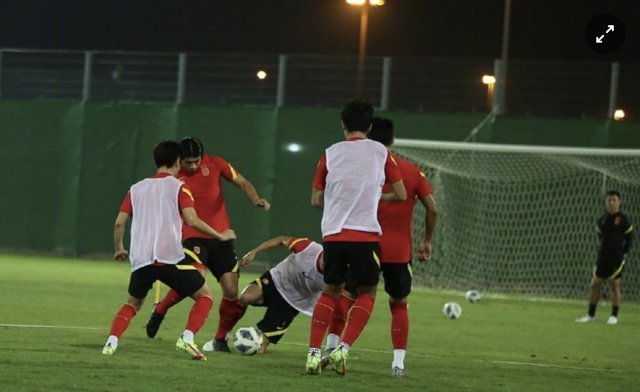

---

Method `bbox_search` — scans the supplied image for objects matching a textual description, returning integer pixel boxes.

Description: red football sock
[309,293,338,349]
[389,302,409,350]
[185,296,213,334]
[341,295,375,346]
[155,288,183,316]
[109,304,137,337]
[327,294,356,337]
[214,297,246,340]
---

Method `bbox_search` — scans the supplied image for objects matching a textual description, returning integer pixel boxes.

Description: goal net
[392,139,640,300]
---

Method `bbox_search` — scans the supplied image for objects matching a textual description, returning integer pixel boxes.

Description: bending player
[202,236,324,354]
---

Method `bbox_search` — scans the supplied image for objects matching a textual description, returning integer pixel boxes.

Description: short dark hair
[341,99,374,132]
[606,190,621,199]
[153,141,182,168]
[368,117,394,147]
[180,137,204,158]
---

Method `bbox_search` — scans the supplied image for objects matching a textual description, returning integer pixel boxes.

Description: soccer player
[305,99,407,375]
[324,117,438,377]
[146,137,271,352]
[102,141,236,360]
[202,235,324,354]
[576,190,633,325]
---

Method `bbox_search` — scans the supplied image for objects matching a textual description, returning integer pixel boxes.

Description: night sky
[1,0,639,62]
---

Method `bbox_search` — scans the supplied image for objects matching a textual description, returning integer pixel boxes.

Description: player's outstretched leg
[103,302,138,355]
[146,288,183,338]
[389,301,409,377]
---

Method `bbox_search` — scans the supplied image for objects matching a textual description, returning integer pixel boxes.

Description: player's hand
[218,230,237,241]
[255,198,271,211]
[417,240,432,261]
[114,249,129,261]
[241,250,257,267]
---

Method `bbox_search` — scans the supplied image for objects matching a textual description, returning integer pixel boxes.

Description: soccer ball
[442,302,462,319]
[465,290,481,304]
[233,326,263,356]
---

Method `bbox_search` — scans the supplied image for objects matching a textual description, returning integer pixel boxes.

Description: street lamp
[346,0,385,97]
[482,74,496,111]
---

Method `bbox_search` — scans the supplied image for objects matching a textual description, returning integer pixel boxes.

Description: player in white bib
[203,236,324,353]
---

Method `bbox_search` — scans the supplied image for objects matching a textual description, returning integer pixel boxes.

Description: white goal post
[392,138,640,300]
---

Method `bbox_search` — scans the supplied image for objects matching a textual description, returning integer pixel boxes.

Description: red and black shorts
[183,237,239,281]
[322,241,380,287]
[251,271,299,344]
[128,259,205,299]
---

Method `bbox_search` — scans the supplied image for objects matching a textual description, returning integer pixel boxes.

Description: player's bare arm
[232,173,271,211]
[113,211,130,261]
[241,236,293,267]
[418,194,438,261]
[182,207,236,241]
[381,180,407,202]
[311,188,324,209]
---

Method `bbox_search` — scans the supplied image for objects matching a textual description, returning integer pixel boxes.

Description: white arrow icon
[596,35,604,44]
[606,25,615,33]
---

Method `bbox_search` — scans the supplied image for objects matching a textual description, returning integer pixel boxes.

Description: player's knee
[389,296,408,305]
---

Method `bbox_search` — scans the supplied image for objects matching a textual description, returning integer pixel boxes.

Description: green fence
[1,101,639,263]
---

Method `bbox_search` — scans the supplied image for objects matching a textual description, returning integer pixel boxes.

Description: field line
[0,323,102,330]
[491,360,622,373]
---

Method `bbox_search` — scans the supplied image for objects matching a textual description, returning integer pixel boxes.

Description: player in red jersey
[146,137,271,353]
[305,100,407,375]
[103,141,235,361]
[324,117,438,377]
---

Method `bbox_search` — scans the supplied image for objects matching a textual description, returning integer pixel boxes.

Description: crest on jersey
[194,246,201,254]
[262,277,270,285]
[201,167,209,176]
[614,216,621,225]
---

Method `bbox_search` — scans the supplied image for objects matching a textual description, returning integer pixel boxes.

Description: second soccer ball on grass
[465,290,481,303]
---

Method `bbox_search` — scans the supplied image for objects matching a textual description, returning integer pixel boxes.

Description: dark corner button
[585,14,625,54]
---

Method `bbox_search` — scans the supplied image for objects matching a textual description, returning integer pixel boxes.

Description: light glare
[256,70,267,80]
[613,109,625,121]
[482,75,496,85]
[286,143,303,153]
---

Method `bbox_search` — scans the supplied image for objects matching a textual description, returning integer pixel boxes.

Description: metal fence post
[276,55,287,108]
[492,59,501,115]
[0,49,3,99]
[380,56,392,111]
[608,62,620,119]
[176,53,187,105]
[82,51,93,102]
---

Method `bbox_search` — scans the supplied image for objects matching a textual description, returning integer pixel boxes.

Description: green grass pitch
[0,254,637,391]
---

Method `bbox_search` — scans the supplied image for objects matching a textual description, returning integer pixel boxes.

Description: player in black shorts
[576,190,633,325]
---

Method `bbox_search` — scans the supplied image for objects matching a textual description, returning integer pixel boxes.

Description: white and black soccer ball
[233,326,263,356]
[465,290,481,304]
[442,302,462,319]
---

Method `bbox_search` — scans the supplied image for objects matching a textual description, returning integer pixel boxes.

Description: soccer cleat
[102,343,116,356]
[212,338,231,353]
[328,345,348,376]
[145,309,165,338]
[575,315,595,323]
[176,337,206,361]
[202,339,214,352]
[606,315,618,325]
[320,349,333,370]
[305,352,321,375]
[392,366,406,377]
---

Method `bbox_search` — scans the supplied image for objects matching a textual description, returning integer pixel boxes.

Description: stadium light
[256,70,267,80]
[286,143,303,153]
[346,0,385,96]
[482,75,496,110]
[613,109,625,121]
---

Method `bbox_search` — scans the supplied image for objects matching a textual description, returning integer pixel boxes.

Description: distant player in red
[102,141,236,360]
[146,137,271,352]
[324,117,438,377]
[305,100,407,375]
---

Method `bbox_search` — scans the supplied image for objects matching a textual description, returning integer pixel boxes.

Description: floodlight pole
[495,0,511,115]
[356,4,369,97]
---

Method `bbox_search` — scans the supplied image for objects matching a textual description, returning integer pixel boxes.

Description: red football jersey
[179,154,238,239]
[378,155,432,263]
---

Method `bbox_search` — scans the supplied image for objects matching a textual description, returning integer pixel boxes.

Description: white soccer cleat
[202,339,214,352]
[575,315,595,323]
[606,315,618,325]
